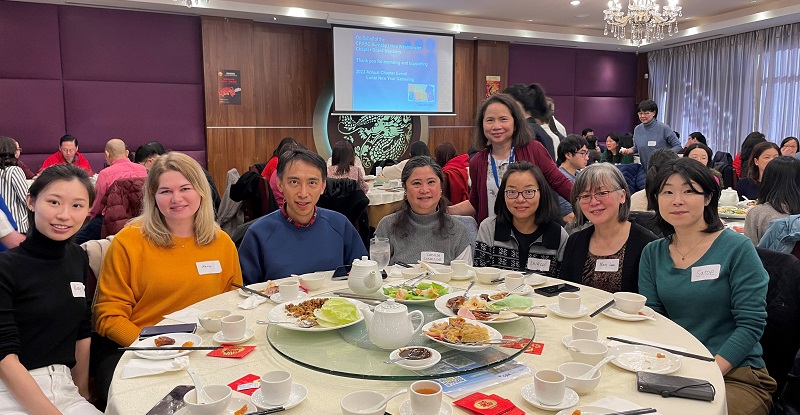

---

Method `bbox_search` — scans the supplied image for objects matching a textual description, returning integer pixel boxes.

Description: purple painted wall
[0,1,205,172]
[508,44,638,144]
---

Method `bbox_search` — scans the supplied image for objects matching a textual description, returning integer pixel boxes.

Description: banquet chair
[317,178,370,248]
[756,247,800,398]
[452,215,478,252]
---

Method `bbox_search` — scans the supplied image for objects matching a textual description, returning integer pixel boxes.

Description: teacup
[558,292,581,315]
[572,321,598,341]
[279,280,300,300]
[502,272,525,290]
[409,380,442,415]
[220,314,246,341]
[534,369,566,406]
[259,370,293,406]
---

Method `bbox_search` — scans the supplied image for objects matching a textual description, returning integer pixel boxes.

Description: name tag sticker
[421,251,445,264]
[647,141,657,147]
[70,282,85,298]
[595,259,620,272]
[691,264,721,282]
[527,258,551,272]
[196,260,223,275]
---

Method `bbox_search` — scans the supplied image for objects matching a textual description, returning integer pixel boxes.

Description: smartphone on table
[533,283,580,297]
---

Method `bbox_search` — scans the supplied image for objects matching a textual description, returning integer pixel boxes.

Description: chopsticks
[481,309,547,318]
[601,408,657,415]
[118,346,223,351]
[590,299,616,317]
[333,291,386,301]
[243,406,285,415]
[606,337,716,362]
[231,282,271,299]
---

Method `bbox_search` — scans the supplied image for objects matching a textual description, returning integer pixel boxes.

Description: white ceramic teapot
[719,188,739,207]
[363,299,424,350]
[348,256,382,295]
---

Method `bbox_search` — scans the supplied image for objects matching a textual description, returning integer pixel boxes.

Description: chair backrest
[628,211,662,237]
[756,247,800,398]
[452,215,479,253]
[258,176,279,216]
[318,178,371,248]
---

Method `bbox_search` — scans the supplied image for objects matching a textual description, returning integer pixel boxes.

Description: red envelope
[206,345,256,358]
[227,374,260,396]
[500,336,544,355]
[453,392,518,415]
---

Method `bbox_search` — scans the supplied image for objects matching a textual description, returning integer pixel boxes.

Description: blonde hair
[131,152,217,247]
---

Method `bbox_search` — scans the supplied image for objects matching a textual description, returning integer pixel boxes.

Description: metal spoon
[186,369,212,404]
[256,319,316,328]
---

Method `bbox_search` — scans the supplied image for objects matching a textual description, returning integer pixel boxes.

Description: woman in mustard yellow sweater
[92,152,242,407]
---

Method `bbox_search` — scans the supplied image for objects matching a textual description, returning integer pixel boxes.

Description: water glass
[369,237,390,269]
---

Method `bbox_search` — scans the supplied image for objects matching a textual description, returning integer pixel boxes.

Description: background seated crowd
[0,93,798,415]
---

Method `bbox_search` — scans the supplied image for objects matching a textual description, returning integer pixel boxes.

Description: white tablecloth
[366,187,404,206]
[106,276,727,415]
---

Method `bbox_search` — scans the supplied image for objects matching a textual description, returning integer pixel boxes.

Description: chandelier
[603,0,682,46]
[174,0,208,8]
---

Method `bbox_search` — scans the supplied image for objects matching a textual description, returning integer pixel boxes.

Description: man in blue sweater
[620,100,681,169]
[238,149,367,283]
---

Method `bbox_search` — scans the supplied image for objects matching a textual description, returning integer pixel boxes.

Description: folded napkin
[608,334,686,352]
[238,295,267,309]
[120,356,189,379]
[163,307,205,325]
[588,396,663,414]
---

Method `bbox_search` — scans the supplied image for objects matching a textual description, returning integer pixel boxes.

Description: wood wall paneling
[474,40,509,113]
[202,17,256,127]
[427,39,476,155]
[634,52,650,130]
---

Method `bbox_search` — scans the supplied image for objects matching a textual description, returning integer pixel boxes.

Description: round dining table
[106,273,727,415]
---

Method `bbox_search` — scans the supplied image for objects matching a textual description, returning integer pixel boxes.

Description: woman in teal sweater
[639,158,775,415]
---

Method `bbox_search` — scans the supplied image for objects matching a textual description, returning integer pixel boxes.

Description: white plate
[269,291,309,303]
[602,305,656,321]
[525,273,548,286]
[421,317,503,352]
[496,282,533,295]
[266,297,365,331]
[237,282,274,298]
[381,280,452,304]
[399,400,453,415]
[389,347,441,370]
[131,333,203,360]
[175,396,256,415]
[433,291,531,324]
[520,384,579,411]
[251,383,308,410]
[562,335,604,348]
[556,406,615,415]
[548,304,589,318]
[451,270,475,281]
[213,329,255,345]
[364,175,377,180]
[609,344,682,374]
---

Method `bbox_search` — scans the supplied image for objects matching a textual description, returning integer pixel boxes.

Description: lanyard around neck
[490,146,514,188]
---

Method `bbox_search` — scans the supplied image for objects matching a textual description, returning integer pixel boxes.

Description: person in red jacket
[448,93,572,225]
[434,141,469,204]
[38,134,93,176]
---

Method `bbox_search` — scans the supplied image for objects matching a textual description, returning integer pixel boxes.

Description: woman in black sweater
[0,165,101,414]
[561,163,658,293]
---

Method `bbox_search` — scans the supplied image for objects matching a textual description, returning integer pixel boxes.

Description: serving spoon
[256,319,316,328]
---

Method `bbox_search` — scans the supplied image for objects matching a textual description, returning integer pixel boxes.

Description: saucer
[520,384,579,411]
[562,334,603,348]
[548,303,589,318]
[399,400,453,415]
[251,383,308,410]
[451,270,475,281]
[525,273,548,286]
[497,282,533,295]
[174,397,256,414]
[213,329,255,345]
[269,291,309,303]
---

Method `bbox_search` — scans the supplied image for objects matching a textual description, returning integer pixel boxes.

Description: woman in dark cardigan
[560,163,658,293]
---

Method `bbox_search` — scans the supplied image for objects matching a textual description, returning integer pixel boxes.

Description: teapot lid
[375,298,406,313]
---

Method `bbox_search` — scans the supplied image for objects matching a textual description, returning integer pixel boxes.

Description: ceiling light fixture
[571,1,581,5]
[603,0,682,46]
[175,0,207,8]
